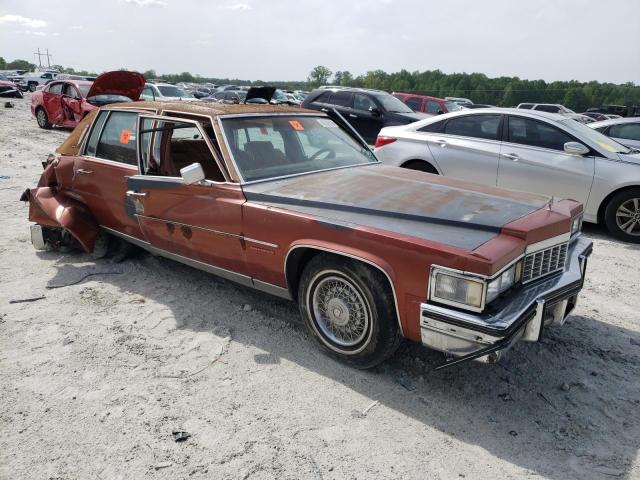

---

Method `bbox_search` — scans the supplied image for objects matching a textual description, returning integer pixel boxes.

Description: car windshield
[561,119,631,154]
[373,93,414,113]
[79,85,91,97]
[221,115,377,182]
[444,101,462,112]
[272,89,288,102]
[0,74,7,81]
[158,85,191,98]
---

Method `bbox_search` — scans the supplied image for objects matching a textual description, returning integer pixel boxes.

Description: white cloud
[52,32,61,36]
[194,39,211,45]
[21,30,47,36]
[71,25,83,30]
[0,14,47,29]
[122,0,168,7]
[221,3,252,11]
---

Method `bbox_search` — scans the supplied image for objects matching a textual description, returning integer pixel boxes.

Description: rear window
[405,97,423,112]
[328,91,353,108]
[94,111,139,165]
[48,83,63,95]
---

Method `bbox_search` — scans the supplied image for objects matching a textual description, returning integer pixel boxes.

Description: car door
[497,115,595,205]
[351,93,383,144]
[44,82,64,124]
[422,113,503,186]
[72,109,146,239]
[61,83,83,126]
[126,115,248,275]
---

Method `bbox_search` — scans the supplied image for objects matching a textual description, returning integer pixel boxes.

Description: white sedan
[589,117,640,149]
[374,108,640,242]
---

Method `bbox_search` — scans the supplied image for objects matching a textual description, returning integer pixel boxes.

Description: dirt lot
[1,95,639,480]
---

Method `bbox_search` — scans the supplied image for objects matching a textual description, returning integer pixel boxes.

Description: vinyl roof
[116,100,316,117]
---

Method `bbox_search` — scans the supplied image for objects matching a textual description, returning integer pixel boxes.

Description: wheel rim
[29,83,36,92]
[37,109,46,126]
[615,198,640,236]
[311,274,370,348]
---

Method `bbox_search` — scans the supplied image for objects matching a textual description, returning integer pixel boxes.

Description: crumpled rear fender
[22,187,98,252]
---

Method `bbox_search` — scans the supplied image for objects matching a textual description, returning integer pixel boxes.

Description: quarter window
[95,111,139,165]
[534,104,561,113]
[444,115,501,140]
[608,123,640,141]
[418,121,444,133]
[508,116,575,151]
[84,110,109,157]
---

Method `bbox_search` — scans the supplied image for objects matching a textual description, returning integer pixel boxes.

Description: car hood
[86,70,145,101]
[242,164,550,251]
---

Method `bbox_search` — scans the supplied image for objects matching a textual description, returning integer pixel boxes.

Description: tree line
[2,56,638,112]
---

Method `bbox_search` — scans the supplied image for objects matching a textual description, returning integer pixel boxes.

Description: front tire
[604,188,640,243]
[298,254,401,369]
[36,107,51,129]
[28,82,38,92]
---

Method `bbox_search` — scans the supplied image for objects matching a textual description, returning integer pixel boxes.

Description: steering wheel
[309,147,335,161]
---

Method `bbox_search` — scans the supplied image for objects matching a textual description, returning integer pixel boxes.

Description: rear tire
[604,188,640,243]
[402,160,438,174]
[36,107,51,129]
[28,82,37,92]
[298,254,401,369]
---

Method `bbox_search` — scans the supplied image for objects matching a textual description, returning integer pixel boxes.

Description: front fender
[22,187,99,252]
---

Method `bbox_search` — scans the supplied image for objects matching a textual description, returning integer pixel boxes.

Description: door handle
[502,153,520,161]
[349,114,358,118]
[75,168,93,175]
[321,108,328,112]
[435,139,447,147]
[126,190,148,197]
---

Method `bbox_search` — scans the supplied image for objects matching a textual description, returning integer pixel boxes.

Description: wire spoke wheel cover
[37,109,47,127]
[615,197,640,236]
[308,271,372,353]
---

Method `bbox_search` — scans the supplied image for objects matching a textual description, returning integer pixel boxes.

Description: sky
[1,0,639,84]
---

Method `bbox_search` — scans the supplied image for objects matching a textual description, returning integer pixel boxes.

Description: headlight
[571,214,583,236]
[431,270,484,310]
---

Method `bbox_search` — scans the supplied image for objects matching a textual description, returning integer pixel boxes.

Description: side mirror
[369,106,381,116]
[180,163,206,184]
[437,109,444,115]
[564,142,590,156]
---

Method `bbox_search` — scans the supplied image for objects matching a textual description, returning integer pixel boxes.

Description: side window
[95,111,139,165]
[84,110,110,156]
[608,123,640,141]
[507,116,574,151]
[329,91,353,108]
[49,83,63,95]
[311,91,331,104]
[140,86,155,101]
[444,115,501,140]
[63,84,79,99]
[518,104,534,110]
[405,97,422,112]
[418,121,444,133]
[353,93,376,111]
[141,119,224,181]
[425,100,441,113]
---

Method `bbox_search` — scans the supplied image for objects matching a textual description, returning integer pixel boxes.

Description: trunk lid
[86,70,145,101]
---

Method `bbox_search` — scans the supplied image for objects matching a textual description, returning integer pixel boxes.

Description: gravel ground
[1,95,639,480]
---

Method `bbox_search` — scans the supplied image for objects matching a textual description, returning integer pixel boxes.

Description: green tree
[307,66,332,87]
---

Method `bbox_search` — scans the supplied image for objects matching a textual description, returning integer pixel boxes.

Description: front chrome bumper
[420,236,593,369]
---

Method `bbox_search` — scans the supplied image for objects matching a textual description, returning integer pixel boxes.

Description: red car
[21,101,592,370]
[31,71,144,129]
[393,92,462,115]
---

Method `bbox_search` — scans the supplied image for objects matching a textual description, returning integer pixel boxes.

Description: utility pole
[33,48,53,69]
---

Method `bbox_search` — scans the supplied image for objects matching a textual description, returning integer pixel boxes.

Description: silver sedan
[374,108,640,242]
[589,117,640,149]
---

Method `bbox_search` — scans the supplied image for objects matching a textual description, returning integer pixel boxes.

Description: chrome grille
[522,242,568,283]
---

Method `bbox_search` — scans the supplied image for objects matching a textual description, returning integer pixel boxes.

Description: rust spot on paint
[181,225,193,239]
[166,222,175,235]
